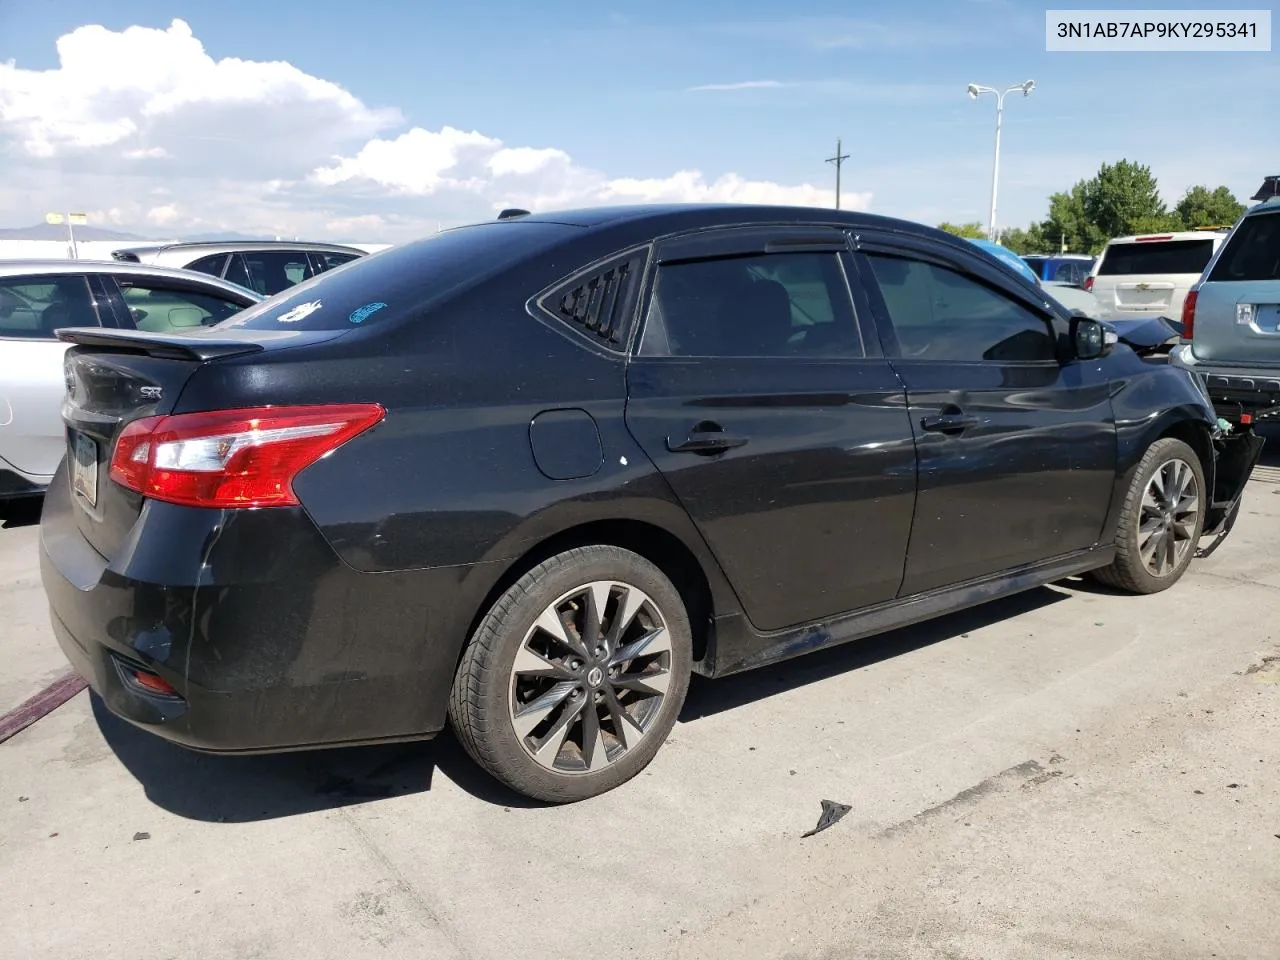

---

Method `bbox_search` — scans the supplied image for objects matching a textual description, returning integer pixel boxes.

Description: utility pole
[825,138,850,210]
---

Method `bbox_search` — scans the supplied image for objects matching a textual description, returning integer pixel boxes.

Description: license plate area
[1255,304,1280,331]
[71,432,99,507]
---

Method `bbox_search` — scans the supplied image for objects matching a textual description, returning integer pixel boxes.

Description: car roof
[0,259,266,299]
[449,203,992,257]
[1244,197,1280,216]
[497,203,912,231]
[115,240,366,258]
[1103,229,1229,246]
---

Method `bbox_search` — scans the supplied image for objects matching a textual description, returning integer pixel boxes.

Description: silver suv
[111,241,365,297]
[1171,176,1280,424]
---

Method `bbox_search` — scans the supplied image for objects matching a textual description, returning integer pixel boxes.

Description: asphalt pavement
[2,454,1278,959]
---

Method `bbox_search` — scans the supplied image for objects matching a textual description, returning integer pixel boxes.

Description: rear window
[214,222,576,331]
[1097,239,1214,276]
[1048,259,1093,284]
[1208,212,1280,283]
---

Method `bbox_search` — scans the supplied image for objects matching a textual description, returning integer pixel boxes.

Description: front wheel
[448,546,692,803]
[1092,437,1206,594]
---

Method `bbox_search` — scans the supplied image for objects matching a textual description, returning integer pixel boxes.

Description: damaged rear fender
[1198,427,1265,557]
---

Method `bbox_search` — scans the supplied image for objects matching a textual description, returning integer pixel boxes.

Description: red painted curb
[0,671,88,744]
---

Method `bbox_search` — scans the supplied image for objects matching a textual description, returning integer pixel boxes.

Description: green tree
[938,221,986,239]
[1040,182,1104,254]
[998,224,1049,255]
[1080,159,1177,243]
[1174,185,1246,228]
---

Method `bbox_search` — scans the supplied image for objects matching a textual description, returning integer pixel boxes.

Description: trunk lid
[57,326,346,560]
[1113,278,1177,312]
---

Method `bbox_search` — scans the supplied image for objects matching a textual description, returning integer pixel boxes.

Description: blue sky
[0,0,1275,240]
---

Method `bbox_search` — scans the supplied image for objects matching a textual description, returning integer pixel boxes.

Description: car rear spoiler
[54,326,266,362]
[1251,176,1279,202]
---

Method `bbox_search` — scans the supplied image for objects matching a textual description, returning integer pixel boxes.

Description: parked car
[0,261,263,508]
[968,239,1101,318]
[1085,229,1230,322]
[110,241,365,297]
[1022,254,1095,287]
[41,205,1262,802]
[966,238,1041,284]
[1170,183,1280,423]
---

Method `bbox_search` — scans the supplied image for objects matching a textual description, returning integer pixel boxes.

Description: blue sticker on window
[349,302,387,324]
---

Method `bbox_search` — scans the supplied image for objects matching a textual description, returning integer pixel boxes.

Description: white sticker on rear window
[277,299,322,324]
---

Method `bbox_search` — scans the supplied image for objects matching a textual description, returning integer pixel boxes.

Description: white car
[0,260,262,513]
[1086,229,1230,322]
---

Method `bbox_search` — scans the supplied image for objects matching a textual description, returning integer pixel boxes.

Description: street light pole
[966,80,1035,242]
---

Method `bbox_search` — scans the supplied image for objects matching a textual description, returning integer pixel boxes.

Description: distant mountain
[0,223,149,241]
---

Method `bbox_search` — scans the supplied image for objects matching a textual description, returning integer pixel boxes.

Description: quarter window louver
[550,260,635,346]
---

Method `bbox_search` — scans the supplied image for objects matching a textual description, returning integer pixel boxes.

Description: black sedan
[40,204,1263,802]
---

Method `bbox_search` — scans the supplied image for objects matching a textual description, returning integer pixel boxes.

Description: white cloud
[487,146,572,177]
[307,128,855,214]
[0,18,857,241]
[0,19,397,166]
[146,204,180,225]
[313,126,498,195]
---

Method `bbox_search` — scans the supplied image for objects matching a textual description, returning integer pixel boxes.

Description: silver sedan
[0,260,262,507]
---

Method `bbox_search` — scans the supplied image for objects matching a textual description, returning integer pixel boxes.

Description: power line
[825,138,850,210]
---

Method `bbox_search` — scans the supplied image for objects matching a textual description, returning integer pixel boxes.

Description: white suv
[1086,229,1230,322]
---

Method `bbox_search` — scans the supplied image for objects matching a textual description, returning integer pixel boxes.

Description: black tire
[1091,437,1206,594]
[448,545,692,803]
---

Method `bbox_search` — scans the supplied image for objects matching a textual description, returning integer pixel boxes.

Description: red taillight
[1181,289,1198,341]
[109,404,385,509]
[1083,275,1094,293]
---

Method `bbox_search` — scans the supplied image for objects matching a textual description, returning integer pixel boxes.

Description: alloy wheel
[508,580,673,774]
[1139,456,1200,577]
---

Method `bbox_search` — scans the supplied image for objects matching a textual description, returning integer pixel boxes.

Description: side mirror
[1072,315,1117,360]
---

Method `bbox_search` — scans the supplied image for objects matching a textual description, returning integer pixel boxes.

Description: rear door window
[0,275,99,338]
[115,280,250,332]
[1208,213,1280,282]
[1097,240,1215,276]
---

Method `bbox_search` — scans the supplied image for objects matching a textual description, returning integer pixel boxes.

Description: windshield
[213,221,578,331]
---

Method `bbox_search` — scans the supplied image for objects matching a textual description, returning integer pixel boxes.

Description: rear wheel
[448,545,692,803]
[1092,437,1205,594]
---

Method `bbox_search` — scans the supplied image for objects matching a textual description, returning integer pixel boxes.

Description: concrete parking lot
[2,450,1278,960]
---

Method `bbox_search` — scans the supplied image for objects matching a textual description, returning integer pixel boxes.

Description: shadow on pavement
[680,585,1070,722]
[98,584,1071,821]
[1,495,43,529]
[1254,424,1280,468]
[92,694,544,821]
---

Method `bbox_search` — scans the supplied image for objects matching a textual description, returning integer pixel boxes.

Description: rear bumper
[38,464,484,754]
[1170,347,1280,420]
